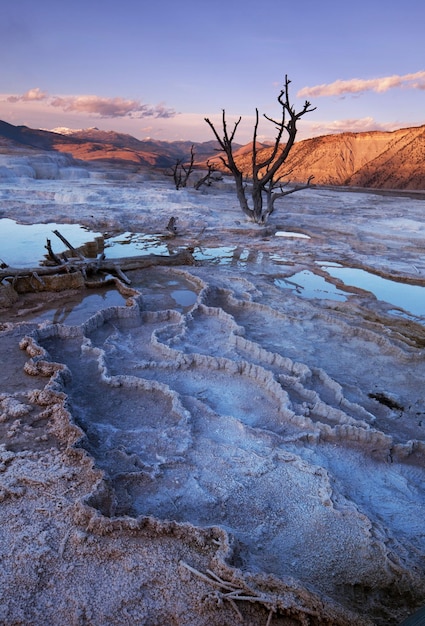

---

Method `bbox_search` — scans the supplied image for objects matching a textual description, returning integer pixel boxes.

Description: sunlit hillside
[1,119,425,190]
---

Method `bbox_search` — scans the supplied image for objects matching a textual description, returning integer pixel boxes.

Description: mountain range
[233,125,425,190]
[0,119,424,190]
[0,119,223,168]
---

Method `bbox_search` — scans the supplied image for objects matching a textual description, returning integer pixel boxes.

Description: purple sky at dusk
[1,0,424,143]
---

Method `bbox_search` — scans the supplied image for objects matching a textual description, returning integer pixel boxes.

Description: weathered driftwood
[1,227,195,298]
[52,229,85,260]
[166,216,178,236]
[1,250,194,280]
[45,239,64,265]
[1,249,195,294]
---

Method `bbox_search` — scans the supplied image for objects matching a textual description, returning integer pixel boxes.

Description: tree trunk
[251,182,264,223]
[233,172,253,219]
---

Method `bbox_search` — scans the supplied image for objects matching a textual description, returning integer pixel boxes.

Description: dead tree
[171,144,195,189]
[194,160,223,190]
[205,76,316,224]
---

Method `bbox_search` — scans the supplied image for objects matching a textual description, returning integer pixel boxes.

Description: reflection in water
[321,265,425,317]
[30,290,126,326]
[5,220,423,321]
[193,245,240,264]
[0,218,102,267]
[171,290,197,308]
[130,274,199,313]
[105,234,282,268]
[275,270,348,301]
[193,246,262,266]
[104,232,171,257]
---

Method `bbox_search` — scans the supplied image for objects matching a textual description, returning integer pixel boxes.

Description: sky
[1,0,425,144]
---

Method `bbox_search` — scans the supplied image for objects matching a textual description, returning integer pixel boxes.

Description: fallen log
[11,270,86,294]
[1,249,195,296]
[1,227,195,299]
[1,249,195,282]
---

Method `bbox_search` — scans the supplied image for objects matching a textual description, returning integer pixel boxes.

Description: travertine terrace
[1,148,425,625]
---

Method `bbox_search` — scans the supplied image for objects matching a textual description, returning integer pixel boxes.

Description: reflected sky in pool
[0,218,101,267]
[13,289,127,326]
[322,265,425,317]
[3,219,424,320]
[104,232,171,257]
[275,270,348,301]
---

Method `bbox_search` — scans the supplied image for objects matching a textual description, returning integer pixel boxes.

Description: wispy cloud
[297,71,425,98]
[7,87,48,102]
[50,95,175,119]
[6,89,176,119]
[302,117,406,138]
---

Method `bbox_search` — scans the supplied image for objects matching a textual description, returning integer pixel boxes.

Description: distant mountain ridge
[0,119,424,190]
[225,125,425,191]
[0,120,224,168]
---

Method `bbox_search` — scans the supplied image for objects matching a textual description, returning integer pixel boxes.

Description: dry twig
[180,560,276,624]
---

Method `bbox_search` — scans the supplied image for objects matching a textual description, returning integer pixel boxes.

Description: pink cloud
[6,89,176,119]
[50,95,176,119]
[7,87,49,103]
[306,117,404,137]
[297,71,425,98]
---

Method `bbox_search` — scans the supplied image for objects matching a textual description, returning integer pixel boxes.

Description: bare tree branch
[171,145,196,189]
[194,160,223,190]
[204,75,316,223]
[263,175,315,221]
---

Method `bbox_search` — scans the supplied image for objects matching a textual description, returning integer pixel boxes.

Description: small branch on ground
[179,561,276,624]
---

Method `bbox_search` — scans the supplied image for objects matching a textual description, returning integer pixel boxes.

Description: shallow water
[4,218,425,321]
[0,222,310,271]
[130,272,199,313]
[23,289,127,326]
[104,232,171,257]
[0,218,102,267]
[105,233,260,268]
[193,245,252,265]
[275,270,348,301]
[170,289,198,308]
[321,264,425,317]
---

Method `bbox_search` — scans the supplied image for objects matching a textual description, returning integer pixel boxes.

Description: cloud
[7,87,49,103]
[297,71,425,98]
[6,88,176,119]
[303,117,404,138]
[50,95,176,119]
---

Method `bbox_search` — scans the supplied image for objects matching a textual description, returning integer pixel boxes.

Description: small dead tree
[194,160,223,190]
[171,144,195,190]
[205,76,316,224]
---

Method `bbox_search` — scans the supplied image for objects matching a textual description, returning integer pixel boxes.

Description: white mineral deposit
[1,148,425,625]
